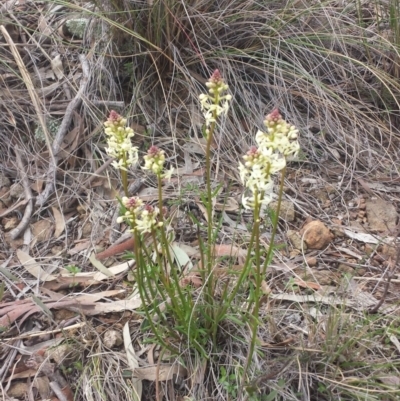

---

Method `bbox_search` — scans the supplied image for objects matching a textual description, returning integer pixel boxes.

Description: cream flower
[199,70,232,129]
[143,146,166,175]
[256,109,300,157]
[136,205,161,234]
[104,110,138,171]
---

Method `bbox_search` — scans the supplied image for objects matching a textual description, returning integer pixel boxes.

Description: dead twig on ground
[36,54,90,207]
[368,245,399,314]
[9,147,34,240]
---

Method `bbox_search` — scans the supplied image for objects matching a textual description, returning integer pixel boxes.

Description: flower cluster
[256,109,300,157]
[199,69,232,132]
[239,109,300,210]
[104,110,138,171]
[117,196,162,234]
[142,146,173,179]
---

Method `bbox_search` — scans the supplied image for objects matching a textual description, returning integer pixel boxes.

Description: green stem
[204,118,217,327]
[156,174,187,321]
[243,195,262,383]
[121,153,129,196]
[133,229,175,352]
[262,166,286,276]
[215,193,261,325]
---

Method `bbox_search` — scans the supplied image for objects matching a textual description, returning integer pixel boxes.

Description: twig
[368,237,400,314]
[368,259,396,314]
[49,381,68,401]
[36,54,90,206]
[9,147,35,240]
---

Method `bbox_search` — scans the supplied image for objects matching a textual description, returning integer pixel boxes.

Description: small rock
[300,220,333,250]
[338,263,355,274]
[2,216,18,231]
[31,219,53,242]
[365,198,397,232]
[306,256,318,267]
[296,268,339,286]
[46,343,78,366]
[10,183,24,199]
[287,229,307,250]
[312,269,338,285]
[331,218,345,237]
[51,245,64,255]
[0,173,11,188]
[0,187,12,207]
[310,188,329,204]
[382,243,397,259]
[364,243,375,255]
[103,329,123,348]
[4,233,24,249]
[81,221,93,237]
[270,200,295,222]
[348,220,367,233]
[356,267,367,275]
[332,228,345,238]
[325,184,336,195]
[7,382,28,398]
[289,249,301,258]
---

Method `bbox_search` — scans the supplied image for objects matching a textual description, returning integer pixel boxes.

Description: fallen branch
[9,147,34,240]
[36,54,90,207]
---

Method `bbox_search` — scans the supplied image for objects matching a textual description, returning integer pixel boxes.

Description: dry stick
[36,54,89,206]
[368,253,398,314]
[49,382,68,401]
[0,25,55,166]
[9,147,34,239]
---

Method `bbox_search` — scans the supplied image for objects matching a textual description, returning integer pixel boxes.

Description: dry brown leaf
[134,365,187,381]
[51,207,65,238]
[68,240,91,254]
[0,199,28,218]
[294,279,321,290]
[38,15,52,36]
[215,197,239,212]
[123,322,142,401]
[83,297,142,315]
[17,250,57,282]
[261,280,272,294]
[214,244,247,259]
[51,54,64,80]
[31,219,53,242]
[30,179,44,194]
[179,273,202,288]
[89,252,114,277]
[378,376,400,386]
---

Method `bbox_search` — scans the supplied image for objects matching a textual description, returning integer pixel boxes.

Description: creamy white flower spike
[135,205,162,234]
[116,197,162,235]
[142,146,174,180]
[240,109,300,210]
[199,70,232,131]
[104,110,139,171]
[256,109,300,157]
[143,146,166,174]
[239,147,283,209]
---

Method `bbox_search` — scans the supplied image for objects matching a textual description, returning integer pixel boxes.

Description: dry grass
[1,0,400,400]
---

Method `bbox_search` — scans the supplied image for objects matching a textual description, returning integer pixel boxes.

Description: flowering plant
[102,73,300,386]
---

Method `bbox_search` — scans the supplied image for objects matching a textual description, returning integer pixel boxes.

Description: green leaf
[265,390,278,401]
[0,267,19,282]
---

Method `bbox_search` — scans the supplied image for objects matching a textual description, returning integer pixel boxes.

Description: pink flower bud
[147,146,159,156]
[108,110,121,122]
[210,69,222,84]
[265,109,281,123]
